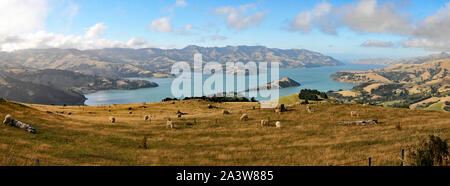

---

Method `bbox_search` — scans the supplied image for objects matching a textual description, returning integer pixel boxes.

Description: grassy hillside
[330,59,450,107]
[1,99,449,166]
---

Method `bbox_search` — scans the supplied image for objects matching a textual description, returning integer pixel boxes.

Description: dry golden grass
[0,99,449,166]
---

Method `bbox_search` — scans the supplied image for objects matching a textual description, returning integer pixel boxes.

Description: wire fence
[2,147,448,166]
[331,150,404,166]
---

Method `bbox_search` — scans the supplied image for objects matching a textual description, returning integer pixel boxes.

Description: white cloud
[126,38,151,48]
[210,34,228,41]
[84,23,107,39]
[288,0,410,35]
[65,2,79,19]
[361,40,394,48]
[175,0,187,7]
[341,0,411,34]
[215,4,267,30]
[168,0,187,12]
[150,17,173,32]
[288,2,334,34]
[287,0,450,51]
[0,0,49,35]
[404,3,450,51]
[176,24,193,35]
[401,38,450,51]
[0,23,152,52]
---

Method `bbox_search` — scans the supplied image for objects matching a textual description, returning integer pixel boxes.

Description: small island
[244,77,301,92]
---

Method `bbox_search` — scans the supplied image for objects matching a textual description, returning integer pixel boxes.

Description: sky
[1,0,450,60]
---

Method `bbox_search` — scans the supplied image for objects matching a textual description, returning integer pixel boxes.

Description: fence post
[401,148,405,166]
[35,158,40,166]
[368,157,371,166]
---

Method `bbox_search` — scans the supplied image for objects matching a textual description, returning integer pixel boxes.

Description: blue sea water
[84,63,384,106]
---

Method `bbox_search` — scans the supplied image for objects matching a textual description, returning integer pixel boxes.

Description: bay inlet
[84,63,385,106]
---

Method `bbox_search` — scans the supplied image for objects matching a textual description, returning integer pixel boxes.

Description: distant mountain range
[0,46,343,78]
[349,52,450,66]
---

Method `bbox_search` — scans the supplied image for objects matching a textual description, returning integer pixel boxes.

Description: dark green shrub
[408,135,449,166]
[299,89,327,101]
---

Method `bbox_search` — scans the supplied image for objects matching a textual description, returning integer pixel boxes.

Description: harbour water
[85,62,384,106]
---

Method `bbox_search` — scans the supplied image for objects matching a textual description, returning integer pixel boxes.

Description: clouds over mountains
[287,0,450,51]
[1,0,450,52]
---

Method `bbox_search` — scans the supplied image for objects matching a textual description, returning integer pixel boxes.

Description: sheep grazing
[3,114,36,133]
[351,111,359,117]
[207,104,217,109]
[129,112,133,114]
[167,118,174,129]
[275,121,282,128]
[144,115,150,121]
[3,114,12,125]
[240,114,249,121]
[260,119,270,127]
[109,116,115,123]
[67,112,72,115]
[222,110,230,115]
[306,106,315,113]
[128,107,133,111]
[274,109,281,114]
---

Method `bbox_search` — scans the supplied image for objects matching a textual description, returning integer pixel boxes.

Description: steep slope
[1,68,158,94]
[0,73,85,105]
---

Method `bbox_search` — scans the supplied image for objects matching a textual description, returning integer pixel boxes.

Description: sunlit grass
[0,99,449,166]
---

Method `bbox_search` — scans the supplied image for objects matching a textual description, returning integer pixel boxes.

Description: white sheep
[306,106,314,113]
[3,114,12,125]
[109,116,115,123]
[351,111,359,117]
[167,118,174,129]
[240,114,249,121]
[275,121,282,128]
[260,119,270,127]
[274,109,281,114]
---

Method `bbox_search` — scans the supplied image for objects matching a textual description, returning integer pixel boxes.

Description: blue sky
[1,0,450,60]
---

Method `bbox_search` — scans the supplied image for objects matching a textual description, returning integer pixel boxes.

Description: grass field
[1,98,449,166]
[425,102,445,111]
